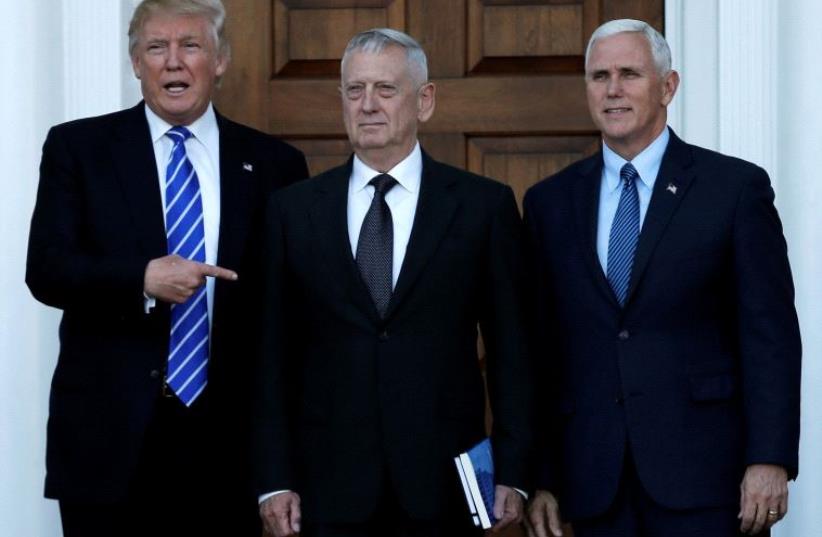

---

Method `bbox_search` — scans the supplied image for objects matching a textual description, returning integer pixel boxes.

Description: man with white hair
[523,18,800,537]
[254,28,533,537]
[26,1,308,535]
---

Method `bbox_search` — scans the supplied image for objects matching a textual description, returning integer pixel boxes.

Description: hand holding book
[492,484,525,532]
[454,438,525,531]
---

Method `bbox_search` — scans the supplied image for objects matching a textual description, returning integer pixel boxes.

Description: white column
[667,0,777,178]
[717,0,778,183]
[121,0,144,108]
[0,2,65,536]
[1,2,133,536]
[774,2,822,535]
[62,1,125,119]
[665,0,720,150]
[666,1,821,536]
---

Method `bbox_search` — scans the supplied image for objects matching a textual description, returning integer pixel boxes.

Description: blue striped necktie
[606,163,640,307]
[164,126,208,406]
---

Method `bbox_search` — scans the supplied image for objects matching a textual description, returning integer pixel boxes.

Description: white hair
[585,19,671,76]
[341,28,428,86]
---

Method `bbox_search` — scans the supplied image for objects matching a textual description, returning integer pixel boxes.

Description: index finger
[275,510,293,536]
[546,505,564,536]
[289,501,302,533]
[527,515,550,537]
[197,263,238,281]
[739,500,757,533]
[491,517,511,533]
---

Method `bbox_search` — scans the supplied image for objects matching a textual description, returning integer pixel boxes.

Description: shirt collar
[351,142,422,195]
[144,102,218,145]
[602,127,670,193]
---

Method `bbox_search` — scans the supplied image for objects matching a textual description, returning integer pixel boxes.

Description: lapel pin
[242,162,253,172]
[666,183,678,195]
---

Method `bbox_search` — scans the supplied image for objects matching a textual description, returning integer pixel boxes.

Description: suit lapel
[386,153,459,319]
[625,130,696,304]
[215,113,256,271]
[309,160,380,321]
[110,102,167,259]
[573,152,620,308]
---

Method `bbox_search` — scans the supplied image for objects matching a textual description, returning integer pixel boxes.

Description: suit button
[615,396,624,405]
[149,369,161,379]
[618,330,630,341]
[378,331,389,341]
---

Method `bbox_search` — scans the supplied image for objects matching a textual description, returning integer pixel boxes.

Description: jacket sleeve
[26,126,150,314]
[481,184,536,494]
[252,190,297,494]
[521,188,562,493]
[732,167,802,478]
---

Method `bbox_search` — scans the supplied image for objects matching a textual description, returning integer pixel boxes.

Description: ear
[131,54,142,80]
[417,82,436,123]
[660,69,680,107]
[215,52,229,78]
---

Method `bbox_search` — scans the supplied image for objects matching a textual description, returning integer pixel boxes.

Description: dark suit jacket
[26,102,308,502]
[523,129,801,521]
[254,151,533,523]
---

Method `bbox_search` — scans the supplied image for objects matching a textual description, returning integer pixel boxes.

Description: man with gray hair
[523,18,800,537]
[254,28,533,537]
[26,1,308,535]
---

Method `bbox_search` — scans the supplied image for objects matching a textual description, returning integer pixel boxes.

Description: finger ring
[767,510,779,517]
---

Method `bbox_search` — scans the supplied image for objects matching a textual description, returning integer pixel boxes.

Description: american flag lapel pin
[242,162,253,172]
[666,182,678,195]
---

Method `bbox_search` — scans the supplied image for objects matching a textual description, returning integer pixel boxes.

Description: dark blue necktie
[164,126,208,406]
[356,173,398,318]
[607,163,640,307]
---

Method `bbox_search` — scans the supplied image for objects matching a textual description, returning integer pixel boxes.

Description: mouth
[163,81,190,95]
[604,107,631,114]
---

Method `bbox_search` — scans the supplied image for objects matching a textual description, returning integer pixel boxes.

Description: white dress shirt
[347,142,422,286]
[143,104,221,326]
[596,127,670,274]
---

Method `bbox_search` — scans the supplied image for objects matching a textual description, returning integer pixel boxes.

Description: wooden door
[216,2,663,535]
[217,0,662,206]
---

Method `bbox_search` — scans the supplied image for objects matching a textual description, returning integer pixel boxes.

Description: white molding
[772,5,822,533]
[665,0,777,176]
[121,0,143,108]
[666,3,821,537]
[62,0,125,120]
[663,0,684,135]
[664,0,720,151]
[717,0,778,177]
[1,2,65,536]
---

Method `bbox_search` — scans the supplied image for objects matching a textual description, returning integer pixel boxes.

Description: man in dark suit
[255,28,533,537]
[25,1,308,535]
[524,19,801,537]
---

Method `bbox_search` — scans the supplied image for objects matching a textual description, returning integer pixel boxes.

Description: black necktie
[356,173,398,317]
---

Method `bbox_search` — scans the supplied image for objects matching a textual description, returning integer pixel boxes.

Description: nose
[362,87,377,113]
[165,44,182,70]
[606,76,622,97]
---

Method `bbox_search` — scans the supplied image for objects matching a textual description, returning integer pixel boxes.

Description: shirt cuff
[143,293,156,314]
[258,490,290,504]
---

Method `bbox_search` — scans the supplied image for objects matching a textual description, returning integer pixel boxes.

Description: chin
[356,137,388,150]
[601,126,634,142]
